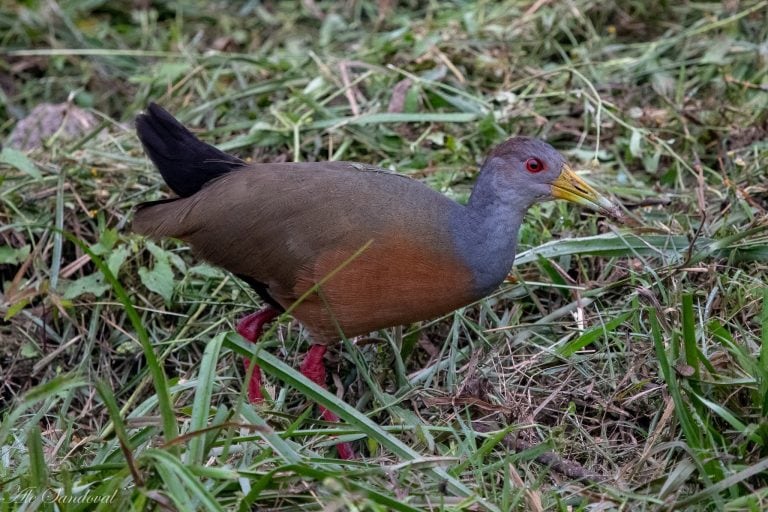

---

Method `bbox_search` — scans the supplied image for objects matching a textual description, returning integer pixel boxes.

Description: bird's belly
[279,237,479,343]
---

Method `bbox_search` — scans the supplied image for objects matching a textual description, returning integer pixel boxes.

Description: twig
[501,435,605,482]
[338,61,360,116]
[472,422,605,482]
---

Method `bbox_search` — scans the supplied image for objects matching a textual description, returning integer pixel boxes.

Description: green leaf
[4,298,30,321]
[139,264,174,302]
[63,272,110,299]
[61,244,128,299]
[701,40,732,64]
[246,463,426,512]
[154,61,193,84]
[0,147,43,180]
[404,85,420,113]
[20,341,39,358]
[0,244,31,265]
[651,71,675,97]
[188,263,223,278]
[139,243,175,302]
[91,228,118,255]
[107,245,130,277]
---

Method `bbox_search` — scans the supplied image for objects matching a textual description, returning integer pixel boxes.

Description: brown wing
[132,162,478,342]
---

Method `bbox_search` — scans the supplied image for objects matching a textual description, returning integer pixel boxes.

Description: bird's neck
[451,192,529,297]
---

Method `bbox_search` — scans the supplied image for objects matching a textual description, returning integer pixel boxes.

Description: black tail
[135,103,244,197]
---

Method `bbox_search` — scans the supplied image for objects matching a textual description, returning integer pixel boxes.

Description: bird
[132,103,621,459]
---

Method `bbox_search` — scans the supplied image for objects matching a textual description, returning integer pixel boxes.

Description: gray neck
[450,175,529,297]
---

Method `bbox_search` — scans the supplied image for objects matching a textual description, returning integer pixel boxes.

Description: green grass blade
[236,405,305,465]
[449,426,514,477]
[515,232,768,266]
[557,311,632,357]
[308,112,479,129]
[251,346,496,510]
[95,380,144,486]
[0,375,84,451]
[63,232,179,444]
[681,293,701,383]
[144,449,224,511]
[691,392,763,445]
[673,456,768,508]
[245,464,425,512]
[762,289,768,416]
[26,425,47,490]
[188,332,225,465]
[649,308,701,447]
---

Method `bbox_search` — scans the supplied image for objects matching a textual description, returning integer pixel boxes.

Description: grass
[1,0,767,510]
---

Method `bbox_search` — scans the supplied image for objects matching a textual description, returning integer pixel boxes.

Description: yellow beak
[551,164,622,219]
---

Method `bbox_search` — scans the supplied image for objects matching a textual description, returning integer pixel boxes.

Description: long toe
[300,344,356,459]
[236,307,279,342]
[319,406,356,459]
[243,358,263,403]
[335,441,356,460]
[237,307,279,403]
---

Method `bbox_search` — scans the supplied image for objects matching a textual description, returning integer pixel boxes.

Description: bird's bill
[551,165,622,219]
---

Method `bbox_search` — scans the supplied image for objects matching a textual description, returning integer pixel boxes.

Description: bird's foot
[237,307,279,403]
[300,344,356,460]
[237,307,279,341]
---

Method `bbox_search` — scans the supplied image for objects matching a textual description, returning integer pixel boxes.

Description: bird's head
[477,137,622,219]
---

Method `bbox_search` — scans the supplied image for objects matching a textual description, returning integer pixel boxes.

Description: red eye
[525,158,544,173]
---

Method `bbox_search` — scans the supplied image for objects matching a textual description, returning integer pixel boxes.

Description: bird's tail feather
[135,103,244,197]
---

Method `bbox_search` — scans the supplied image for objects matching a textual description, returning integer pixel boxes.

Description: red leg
[237,307,279,403]
[299,344,355,459]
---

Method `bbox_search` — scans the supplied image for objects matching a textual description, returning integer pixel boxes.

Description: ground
[1,1,767,510]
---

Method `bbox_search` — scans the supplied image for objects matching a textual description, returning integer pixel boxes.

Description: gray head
[455,136,620,296]
[469,137,618,216]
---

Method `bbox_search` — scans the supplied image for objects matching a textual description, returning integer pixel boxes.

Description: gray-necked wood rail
[133,103,621,459]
